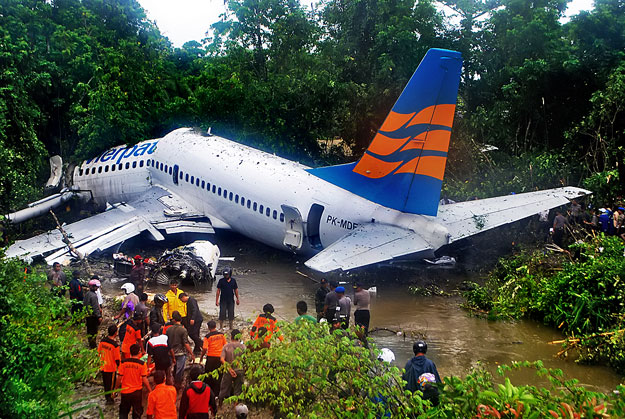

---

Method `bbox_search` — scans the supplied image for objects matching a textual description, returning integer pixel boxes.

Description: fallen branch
[49,209,91,273]
[549,329,623,345]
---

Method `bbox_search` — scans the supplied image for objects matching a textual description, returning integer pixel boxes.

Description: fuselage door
[172,164,179,185]
[307,203,325,250]
[281,205,304,250]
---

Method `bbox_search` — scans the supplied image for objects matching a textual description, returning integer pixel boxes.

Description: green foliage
[219,323,625,417]
[470,234,625,372]
[432,361,625,418]
[228,321,428,418]
[0,255,98,417]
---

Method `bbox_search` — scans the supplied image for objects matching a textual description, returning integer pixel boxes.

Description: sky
[138,0,596,48]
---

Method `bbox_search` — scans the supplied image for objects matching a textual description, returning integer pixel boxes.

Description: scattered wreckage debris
[112,253,156,277]
[149,240,221,288]
[424,255,456,266]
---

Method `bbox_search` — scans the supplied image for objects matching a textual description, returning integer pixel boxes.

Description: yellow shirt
[163,288,187,321]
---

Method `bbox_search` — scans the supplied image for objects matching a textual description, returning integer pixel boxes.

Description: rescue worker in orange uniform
[116,343,152,419]
[146,370,177,419]
[121,311,145,359]
[250,304,283,342]
[98,324,121,404]
[199,320,227,399]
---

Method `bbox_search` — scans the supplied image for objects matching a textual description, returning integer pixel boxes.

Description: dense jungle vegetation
[1,0,624,216]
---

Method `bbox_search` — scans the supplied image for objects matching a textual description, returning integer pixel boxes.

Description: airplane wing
[304,223,436,273]
[438,186,590,241]
[5,186,216,264]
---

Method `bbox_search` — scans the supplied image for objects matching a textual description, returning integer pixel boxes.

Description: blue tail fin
[307,48,462,215]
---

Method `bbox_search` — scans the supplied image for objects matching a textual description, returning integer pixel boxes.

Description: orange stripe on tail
[396,155,447,180]
[379,111,415,132]
[407,104,456,128]
[368,133,412,156]
[353,153,403,179]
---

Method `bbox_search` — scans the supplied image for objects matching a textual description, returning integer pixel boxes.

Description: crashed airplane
[6,48,588,272]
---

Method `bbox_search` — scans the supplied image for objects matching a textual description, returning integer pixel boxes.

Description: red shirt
[146,383,177,419]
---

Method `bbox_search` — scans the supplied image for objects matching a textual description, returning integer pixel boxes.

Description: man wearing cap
[315,278,329,321]
[84,277,103,348]
[215,267,240,329]
[323,281,339,322]
[353,282,371,335]
[130,255,146,293]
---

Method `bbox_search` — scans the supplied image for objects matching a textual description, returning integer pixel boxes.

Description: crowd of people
[543,199,625,247]
[48,260,441,418]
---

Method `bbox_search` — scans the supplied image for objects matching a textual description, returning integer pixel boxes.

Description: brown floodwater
[136,230,622,394]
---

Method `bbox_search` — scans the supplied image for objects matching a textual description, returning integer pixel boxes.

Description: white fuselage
[72,128,449,256]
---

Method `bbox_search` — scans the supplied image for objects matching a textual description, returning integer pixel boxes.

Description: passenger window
[280,213,285,222]
[223,189,228,198]
[266,207,270,216]
[201,180,205,188]
[139,160,144,167]
[98,166,102,173]
[125,162,130,170]
[79,169,83,176]
[273,210,277,219]
[212,185,216,193]
[253,202,257,211]
[185,174,189,182]
[118,164,123,171]
[111,165,116,172]
[229,192,233,201]
[179,171,183,179]
[132,161,137,168]
[104,165,109,172]
[247,200,251,209]
[169,167,172,175]
[196,178,200,187]
[218,187,222,196]
[259,204,263,213]
[235,195,239,204]
[191,176,195,184]
[206,182,210,190]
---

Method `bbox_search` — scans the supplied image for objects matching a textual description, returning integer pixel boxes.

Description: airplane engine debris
[150,240,220,287]
[424,256,457,266]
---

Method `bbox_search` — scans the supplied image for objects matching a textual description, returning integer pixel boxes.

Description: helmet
[154,293,168,305]
[378,348,395,363]
[120,283,135,294]
[413,340,428,354]
[88,279,101,287]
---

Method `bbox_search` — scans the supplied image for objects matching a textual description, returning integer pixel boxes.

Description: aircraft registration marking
[326,215,359,230]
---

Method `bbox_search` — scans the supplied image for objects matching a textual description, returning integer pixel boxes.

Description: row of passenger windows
[148,158,285,223]
[78,160,144,176]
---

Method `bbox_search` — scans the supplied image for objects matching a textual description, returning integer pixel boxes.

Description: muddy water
[141,231,622,394]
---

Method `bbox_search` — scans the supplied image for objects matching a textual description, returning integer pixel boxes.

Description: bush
[471,235,625,372]
[220,323,625,417]
[0,255,98,417]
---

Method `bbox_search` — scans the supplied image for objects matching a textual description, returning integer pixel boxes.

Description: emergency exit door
[281,205,304,250]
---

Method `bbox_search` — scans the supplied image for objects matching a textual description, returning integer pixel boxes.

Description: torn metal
[150,240,220,287]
